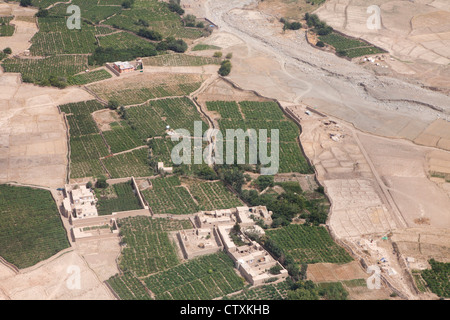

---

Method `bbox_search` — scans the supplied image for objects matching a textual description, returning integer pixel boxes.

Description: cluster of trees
[280,18,302,31]
[137,29,163,41]
[286,280,348,300]
[218,59,232,76]
[156,37,188,53]
[305,13,333,35]
[167,0,184,15]
[194,165,218,180]
[183,14,204,28]
[121,0,135,9]
[36,9,49,18]
[88,46,157,66]
[19,0,31,7]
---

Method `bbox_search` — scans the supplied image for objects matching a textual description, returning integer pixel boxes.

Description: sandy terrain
[0,72,93,188]
[315,0,450,93]
[0,2,38,54]
[0,250,114,300]
[307,261,368,282]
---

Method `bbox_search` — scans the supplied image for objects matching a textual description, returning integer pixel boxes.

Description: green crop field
[206,100,313,174]
[103,0,203,39]
[87,74,203,106]
[0,185,70,269]
[116,216,192,277]
[0,16,14,37]
[59,100,106,115]
[2,55,88,83]
[192,44,221,51]
[319,32,386,58]
[141,176,242,215]
[103,122,144,154]
[142,53,221,66]
[143,252,245,300]
[98,32,155,50]
[125,97,207,139]
[102,147,153,178]
[266,224,353,264]
[69,134,110,178]
[141,176,199,215]
[107,272,153,300]
[421,259,450,298]
[96,181,142,215]
[225,281,291,300]
[68,69,112,85]
[188,180,243,211]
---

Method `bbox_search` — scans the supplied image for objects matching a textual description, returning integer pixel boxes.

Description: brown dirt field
[0,251,114,300]
[307,261,368,282]
[92,109,120,132]
[0,73,93,188]
[414,119,450,151]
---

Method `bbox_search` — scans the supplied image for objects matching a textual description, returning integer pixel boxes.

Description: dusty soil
[0,2,38,54]
[92,109,121,132]
[0,250,114,300]
[315,0,450,93]
[0,73,93,188]
[307,261,368,282]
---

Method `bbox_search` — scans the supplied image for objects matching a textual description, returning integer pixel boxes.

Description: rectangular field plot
[125,97,207,139]
[66,113,99,137]
[2,55,88,83]
[0,185,70,269]
[225,281,290,300]
[70,134,110,178]
[102,147,153,178]
[86,73,204,106]
[107,272,153,300]
[95,181,142,215]
[68,69,112,85]
[29,29,97,55]
[59,100,105,115]
[98,31,156,50]
[141,176,199,215]
[206,100,312,174]
[266,224,353,265]
[116,216,191,276]
[188,181,243,211]
[143,252,245,300]
[0,16,14,37]
[102,122,144,154]
[142,54,221,67]
[319,32,386,58]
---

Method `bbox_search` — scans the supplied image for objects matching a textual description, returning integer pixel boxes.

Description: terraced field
[96,181,142,215]
[142,53,221,66]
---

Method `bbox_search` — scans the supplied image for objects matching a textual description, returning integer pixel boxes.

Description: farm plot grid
[125,97,208,139]
[107,272,153,300]
[98,32,156,50]
[68,69,112,86]
[116,216,191,277]
[225,281,291,300]
[87,73,204,106]
[143,252,245,300]
[0,185,70,269]
[2,55,88,82]
[206,100,313,174]
[318,32,386,58]
[96,181,142,215]
[141,176,199,215]
[102,147,153,178]
[266,224,353,265]
[102,121,143,154]
[142,53,221,67]
[188,180,243,211]
[141,176,243,215]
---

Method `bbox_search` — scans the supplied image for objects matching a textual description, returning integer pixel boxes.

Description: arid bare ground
[0,249,116,300]
[0,73,93,188]
[315,0,450,93]
[0,2,38,54]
